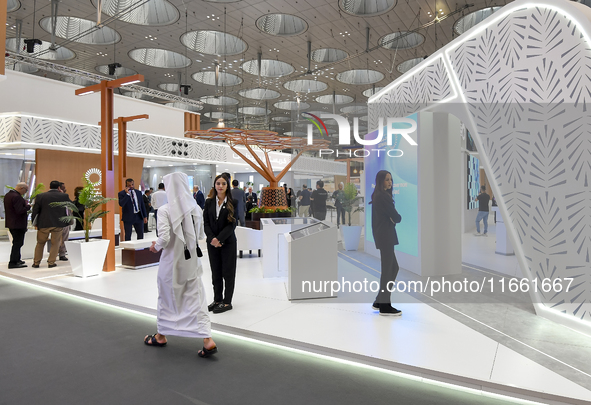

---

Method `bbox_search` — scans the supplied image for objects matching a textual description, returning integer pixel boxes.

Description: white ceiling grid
[5,0,511,127]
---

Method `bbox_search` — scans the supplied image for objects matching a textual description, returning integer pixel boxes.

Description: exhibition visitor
[474,185,491,236]
[146,172,217,358]
[298,184,311,217]
[72,186,85,231]
[204,174,238,314]
[332,182,346,228]
[370,170,403,316]
[57,182,71,261]
[151,182,168,236]
[31,180,70,268]
[231,179,246,227]
[310,180,328,221]
[4,182,30,269]
[118,178,148,241]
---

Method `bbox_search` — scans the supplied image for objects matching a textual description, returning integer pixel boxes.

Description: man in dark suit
[118,178,148,241]
[32,180,71,268]
[143,189,152,233]
[245,186,258,205]
[5,182,31,269]
[193,186,205,210]
[230,180,246,226]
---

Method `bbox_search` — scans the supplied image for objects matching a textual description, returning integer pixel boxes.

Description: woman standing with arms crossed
[371,170,403,316]
[204,174,238,314]
[145,172,217,357]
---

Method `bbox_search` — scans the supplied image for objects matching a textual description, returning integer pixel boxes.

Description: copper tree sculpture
[185,128,331,209]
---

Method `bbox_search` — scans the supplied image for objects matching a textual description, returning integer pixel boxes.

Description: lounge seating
[235,226,262,258]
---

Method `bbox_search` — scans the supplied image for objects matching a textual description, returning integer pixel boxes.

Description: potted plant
[340,183,365,251]
[50,178,115,277]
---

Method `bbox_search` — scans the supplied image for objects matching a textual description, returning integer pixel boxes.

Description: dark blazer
[32,189,70,229]
[194,190,205,210]
[245,191,258,204]
[203,197,237,245]
[231,187,246,213]
[118,189,147,223]
[371,193,402,249]
[4,189,30,229]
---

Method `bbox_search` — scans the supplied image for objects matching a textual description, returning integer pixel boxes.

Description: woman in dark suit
[73,186,85,231]
[203,174,238,314]
[370,170,402,316]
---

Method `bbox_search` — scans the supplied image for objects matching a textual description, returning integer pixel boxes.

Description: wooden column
[0,0,7,76]
[100,81,116,272]
[117,119,127,242]
[184,112,200,134]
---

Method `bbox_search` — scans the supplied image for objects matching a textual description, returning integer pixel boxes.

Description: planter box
[65,239,110,278]
[341,225,362,251]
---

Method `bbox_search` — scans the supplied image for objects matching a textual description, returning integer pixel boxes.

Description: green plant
[50,177,116,242]
[246,181,254,187]
[341,183,364,226]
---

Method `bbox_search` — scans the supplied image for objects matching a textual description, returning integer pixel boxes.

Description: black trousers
[154,209,159,236]
[207,240,237,304]
[375,247,400,305]
[313,209,327,221]
[9,228,27,264]
[335,205,346,226]
[123,213,144,241]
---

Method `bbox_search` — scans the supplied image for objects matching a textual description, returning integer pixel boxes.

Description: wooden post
[100,81,116,272]
[117,119,127,242]
[0,0,7,76]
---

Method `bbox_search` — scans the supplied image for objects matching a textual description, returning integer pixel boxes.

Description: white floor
[1,222,590,403]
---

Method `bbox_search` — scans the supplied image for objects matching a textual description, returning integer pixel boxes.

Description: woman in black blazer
[203,174,238,314]
[370,170,402,317]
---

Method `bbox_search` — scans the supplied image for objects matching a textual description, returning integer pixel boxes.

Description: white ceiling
[5,0,517,138]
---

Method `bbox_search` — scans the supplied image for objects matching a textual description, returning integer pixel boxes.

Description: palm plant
[341,183,364,226]
[50,178,116,242]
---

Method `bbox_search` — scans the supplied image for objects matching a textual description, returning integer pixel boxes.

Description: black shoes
[48,263,57,269]
[8,263,27,269]
[18,260,25,265]
[372,302,380,310]
[212,303,233,314]
[59,256,68,261]
[379,305,402,316]
[32,264,40,268]
[208,302,220,312]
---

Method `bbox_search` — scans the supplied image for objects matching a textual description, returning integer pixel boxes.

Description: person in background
[230,180,246,227]
[5,182,30,269]
[283,184,288,204]
[203,175,238,314]
[146,172,217,358]
[32,180,70,268]
[118,178,148,241]
[298,184,311,217]
[332,182,345,228]
[474,185,491,236]
[370,170,402,316]
[73,186,85,231]
[143,189,152,233]
[193,186,205,210]
[246,186,258,205]
[310,180,328,221]
[151,182,168,236]
[57,182,72,261]
[286,187,294,208]
[245,195,255,221]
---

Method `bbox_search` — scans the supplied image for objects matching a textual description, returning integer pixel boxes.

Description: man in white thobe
[146,172,217,357]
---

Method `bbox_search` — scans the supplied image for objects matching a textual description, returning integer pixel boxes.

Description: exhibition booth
[2,1,591,403]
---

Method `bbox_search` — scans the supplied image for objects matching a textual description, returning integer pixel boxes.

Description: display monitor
[364,113,418,257]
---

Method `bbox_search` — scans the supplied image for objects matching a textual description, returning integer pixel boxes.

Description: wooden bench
[120,239,161,269]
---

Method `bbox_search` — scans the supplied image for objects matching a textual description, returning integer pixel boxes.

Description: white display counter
[286,222,338,300]
[491,206,514,256]
[260,217,320,278]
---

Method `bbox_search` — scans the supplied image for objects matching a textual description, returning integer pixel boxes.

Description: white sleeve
[195,206,205,241]
[154,207,170,251]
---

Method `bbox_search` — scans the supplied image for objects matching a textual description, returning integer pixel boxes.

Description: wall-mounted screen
[365,113,418,257]
[467,155,480,209]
